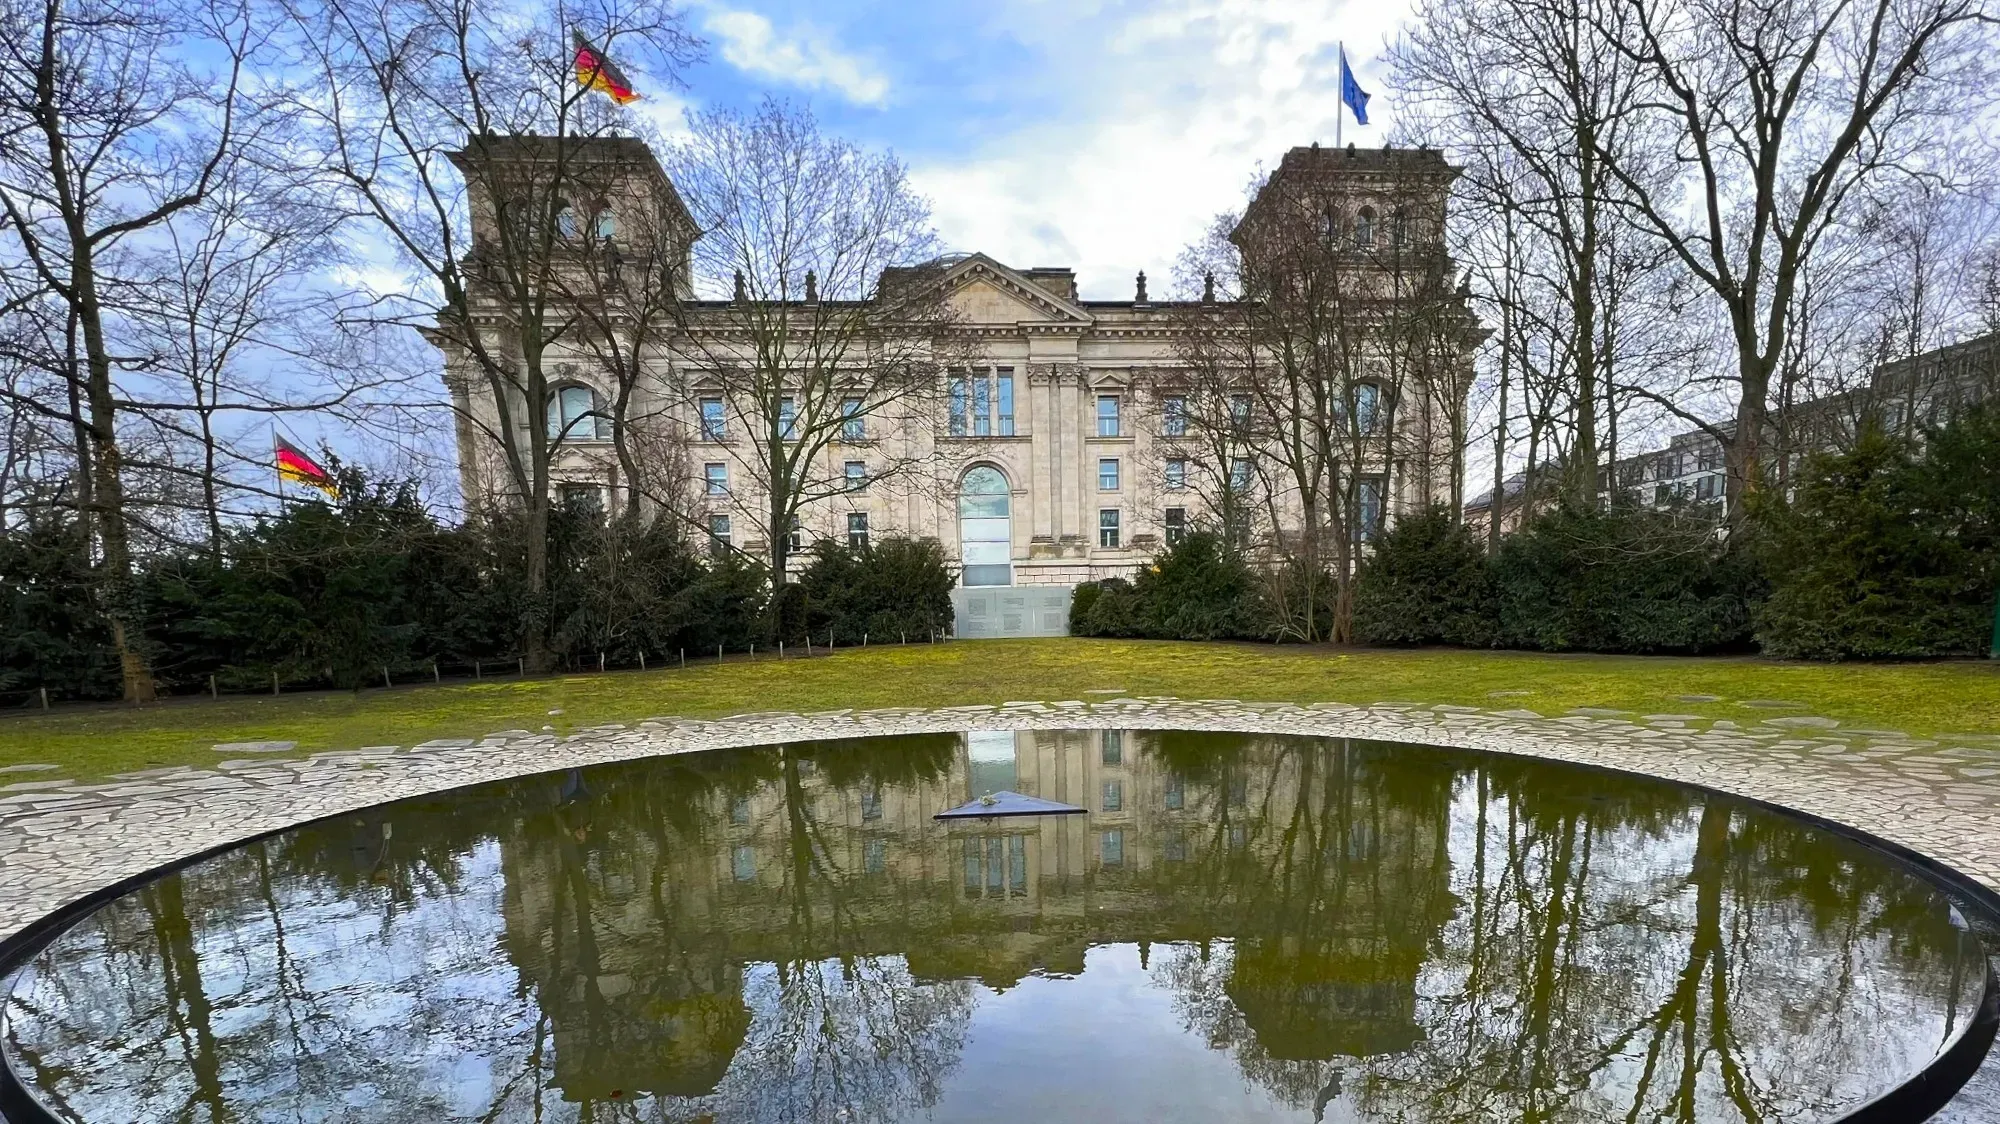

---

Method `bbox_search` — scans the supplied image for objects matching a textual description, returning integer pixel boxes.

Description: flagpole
[1337,41,1344,149]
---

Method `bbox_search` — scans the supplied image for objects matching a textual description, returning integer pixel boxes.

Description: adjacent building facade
[439,138,1479,634]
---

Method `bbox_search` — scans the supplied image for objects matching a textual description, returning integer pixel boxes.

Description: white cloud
[908,0,1411,298]
[702,6,891,107]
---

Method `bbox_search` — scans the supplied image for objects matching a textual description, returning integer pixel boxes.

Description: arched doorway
[958,466,1012,586]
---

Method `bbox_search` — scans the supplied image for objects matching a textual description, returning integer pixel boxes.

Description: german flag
[276,436,339,498]
[574,31,640,106]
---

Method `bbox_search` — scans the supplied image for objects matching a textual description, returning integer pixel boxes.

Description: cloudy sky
[634,0,1415,299]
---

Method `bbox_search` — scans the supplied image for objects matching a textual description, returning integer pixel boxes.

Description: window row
[572,384,1383,448]
[703,461,872,497]
[698,396,871,443]
[707,512,870,556]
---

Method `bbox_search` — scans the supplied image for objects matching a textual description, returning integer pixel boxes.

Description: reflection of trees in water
[4,731,1983,1124]
[1253,760,1986,1124]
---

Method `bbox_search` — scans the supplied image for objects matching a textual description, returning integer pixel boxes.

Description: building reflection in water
[2,731,1988,1124]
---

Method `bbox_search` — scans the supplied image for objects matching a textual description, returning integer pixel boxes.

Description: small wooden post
[680,648,686,668]
[717,644,722,662]
[779,641,785,660]
[209,674,218,699]
[474,660,482,679]
[272,671,280,696]
[39,686,49,710]
[804,636,811,656]
[433,663,440,683]
[639,651,646,671]
[750,643,756,658]
[518,656,525,677]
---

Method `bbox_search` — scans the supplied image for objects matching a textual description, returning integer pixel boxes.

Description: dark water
[2,730,1991,1123]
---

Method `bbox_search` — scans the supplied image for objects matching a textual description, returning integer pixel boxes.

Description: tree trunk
[77,244,155,702]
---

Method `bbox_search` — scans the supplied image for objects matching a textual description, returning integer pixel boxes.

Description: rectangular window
[1163,395,1188,437]
[1230,457,1253,491]
[732,844,755,881]
[996,369,1016,435]
[841,397,865,440]
[1098,508,1121,549]
[704,463,728,498]
[1165,507,1187,546]
[779,397,797,440]
[1101,730,1123,765]
[700,397,726,441]
[788,515,803,553]
[1096,395,1121,437]
[1163,830,1187,863]
[864,837,886,873]
[1357,475,1385,542]
[558,483,603,517]
[845,460,867,490]
[948,373,969,437]
[1098,457,1120,491]
[963,835,1029,899]
[1229,394,1251,428]
[1102,780,1123,812]
[1164,774,1184,810]
[847,511,870,550]
[1100,829,1125,866]
[1165,458,1187,490]
[730,797,750,825]
[708,514,730,557]
[862,787,882,821]
[973,373,992,437]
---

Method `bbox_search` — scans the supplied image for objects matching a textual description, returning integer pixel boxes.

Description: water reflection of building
[494,731,1458,1110]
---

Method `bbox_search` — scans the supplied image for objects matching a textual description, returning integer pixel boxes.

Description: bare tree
[283,0,698,670]
[1169,150,1474,642]
[661,99,967,588]
[0,0,272,700]
[1589,0,1997,513]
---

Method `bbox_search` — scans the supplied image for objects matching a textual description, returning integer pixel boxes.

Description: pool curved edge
[1,708,1997,1124]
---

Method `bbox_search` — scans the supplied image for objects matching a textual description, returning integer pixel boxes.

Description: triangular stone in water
[933,789,1087,820]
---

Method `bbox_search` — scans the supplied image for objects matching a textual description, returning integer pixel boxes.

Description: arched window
[1355,207,1377,249]
[547,384,609,441]
[1391,208,1410,249]
[555,199,580,239]
[595,207,616,240]
[959,466,1012,587]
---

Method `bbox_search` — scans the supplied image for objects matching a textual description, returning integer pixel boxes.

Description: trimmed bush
[1353,505,1495,646]
[1757,407,2000,659]
[1490,504,1760,654]
[1068,533,1260,640]
[797,536,954,645]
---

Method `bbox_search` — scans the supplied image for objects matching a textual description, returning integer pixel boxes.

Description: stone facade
[439,140,1478,594]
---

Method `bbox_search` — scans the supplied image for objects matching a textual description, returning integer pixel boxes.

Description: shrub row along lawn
[3,639,1997,780]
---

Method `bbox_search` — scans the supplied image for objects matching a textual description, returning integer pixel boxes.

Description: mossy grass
[3,639,1997,779]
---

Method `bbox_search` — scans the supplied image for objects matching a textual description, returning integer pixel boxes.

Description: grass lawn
[3,639,1998,779]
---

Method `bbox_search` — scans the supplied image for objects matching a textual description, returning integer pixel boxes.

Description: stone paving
[1,695,1998,1116]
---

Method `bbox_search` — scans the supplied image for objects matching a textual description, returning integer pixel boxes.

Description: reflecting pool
[2,731,1993,1122]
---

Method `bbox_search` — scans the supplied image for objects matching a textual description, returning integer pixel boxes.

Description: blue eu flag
[1341,48,1371,127]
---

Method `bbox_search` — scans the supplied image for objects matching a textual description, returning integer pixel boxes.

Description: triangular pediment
[941,253,1093,327]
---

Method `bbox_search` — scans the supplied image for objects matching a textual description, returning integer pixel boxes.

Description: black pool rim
[0,727,1995,1124]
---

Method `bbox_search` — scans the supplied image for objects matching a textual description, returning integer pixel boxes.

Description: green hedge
[1489,504,1762,654]
[1069,533,1261,640]
[2,465,956,699]
[1353,506,1495,646]
[795,536,955,645]
[1755,407,2000,659]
